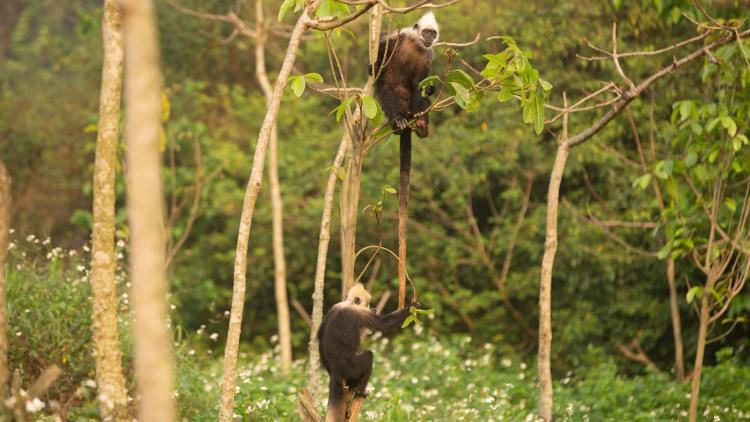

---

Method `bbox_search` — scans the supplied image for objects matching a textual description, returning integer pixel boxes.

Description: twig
[291,299,312,327]
[617,337,659,371]
[611,22,636,90]
[434,32,481,48]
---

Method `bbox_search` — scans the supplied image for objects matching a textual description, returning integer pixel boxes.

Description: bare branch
[291,299,312,327]
[566,28,750,148]
[434,32,481,48]
[379,0,461,13]
[611,22,636,90]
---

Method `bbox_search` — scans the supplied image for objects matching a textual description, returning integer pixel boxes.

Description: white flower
[210,333,219,341]
[501,358,512,368]
[25,397,45,413]
[26,235,35,242]
[83,379,97,388]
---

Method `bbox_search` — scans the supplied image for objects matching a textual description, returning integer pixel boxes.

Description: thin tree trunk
[666,258,685,381]
[255,0,293,376]
[218,3,322,419]
[120,0,176,421]
[90,1,129,419]
[0,159,10,401]
[339,140,364,298]
[688,273,716,422]
[339,5,382,300]
[538,141,569,421]
[306,135,348,403]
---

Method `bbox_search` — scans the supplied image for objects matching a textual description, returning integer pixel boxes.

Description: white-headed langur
[370,12,438,305]
[318,283,411,420]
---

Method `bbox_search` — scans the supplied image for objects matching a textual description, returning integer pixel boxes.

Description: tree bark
[339,5,382,299]
[218,2,322,419]
[666,258,685,381]
[120,0,176,421]
[306,135,348,403]
[255,0,293,376]
[538,141,569,421]
[0,159,10,402]
[90,1,130,419]
[688,272,717,422]
[339,139,364,298]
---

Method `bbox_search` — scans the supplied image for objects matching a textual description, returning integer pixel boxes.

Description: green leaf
[720,116,737,137]
[498,85,513,102]
[657,242,671,260]
[724,198,737,212]
[291,76,306,97]
[450,82,472,110]
[686,286,702,304]
[679,100,692,121]
[401,314,416,328]
[684,151,698,167]
[539,78,553,92]
[383,186,397,194]
[445,69,477,90]
[305,72,324,83]
[532,91,544,135]
[362,95,379,120]
[278,0,295,22]
[632,174,652,190]
[706,117,721,133]
[654,160,673,180]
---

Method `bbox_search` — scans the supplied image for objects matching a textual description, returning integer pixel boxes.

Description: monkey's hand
[354,388,369,398]
[391,117,409,132]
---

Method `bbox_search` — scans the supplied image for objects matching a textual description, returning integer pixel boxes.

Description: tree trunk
[538,141,570,421]
[218,3,322,419]
[688,273,716,422]
[666,258,685,381]
[338,6,382,300]
[339,138,364,298]
[255,0,292,376]
[0,159,11,401]
[120,0,176,421]
[306,135,348,403]
[89,1,129,419]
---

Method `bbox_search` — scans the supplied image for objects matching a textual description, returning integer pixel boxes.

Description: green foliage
[4,234,133,414]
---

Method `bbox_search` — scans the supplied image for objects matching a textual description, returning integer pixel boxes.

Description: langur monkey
[371,12,438,306]
[318,283,411,421]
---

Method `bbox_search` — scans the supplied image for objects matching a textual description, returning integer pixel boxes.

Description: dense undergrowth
[4,237,750,421]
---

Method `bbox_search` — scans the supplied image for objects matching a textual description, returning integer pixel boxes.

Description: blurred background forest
[1,0,749,420]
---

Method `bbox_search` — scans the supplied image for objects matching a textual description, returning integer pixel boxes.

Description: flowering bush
[5,235,750,420]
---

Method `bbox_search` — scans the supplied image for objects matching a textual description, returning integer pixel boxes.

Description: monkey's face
[346,283,372,309]
[414,24,438,48]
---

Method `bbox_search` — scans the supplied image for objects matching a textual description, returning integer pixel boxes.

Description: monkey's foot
[414,118,429,138]
[392,118,409,132]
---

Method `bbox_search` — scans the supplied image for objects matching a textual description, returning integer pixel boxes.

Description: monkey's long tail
[398,129,411,309]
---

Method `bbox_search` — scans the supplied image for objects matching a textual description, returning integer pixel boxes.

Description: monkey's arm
[364,307,410,332]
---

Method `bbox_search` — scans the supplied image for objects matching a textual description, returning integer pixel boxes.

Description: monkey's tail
[398,129,412,309]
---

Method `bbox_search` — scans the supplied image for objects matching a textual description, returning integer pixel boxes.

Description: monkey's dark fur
[370,13,438,310]
[317,284,409,417]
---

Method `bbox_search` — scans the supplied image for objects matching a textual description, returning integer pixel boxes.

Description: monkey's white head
[346,283,372,309]
[412,12,439,49]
